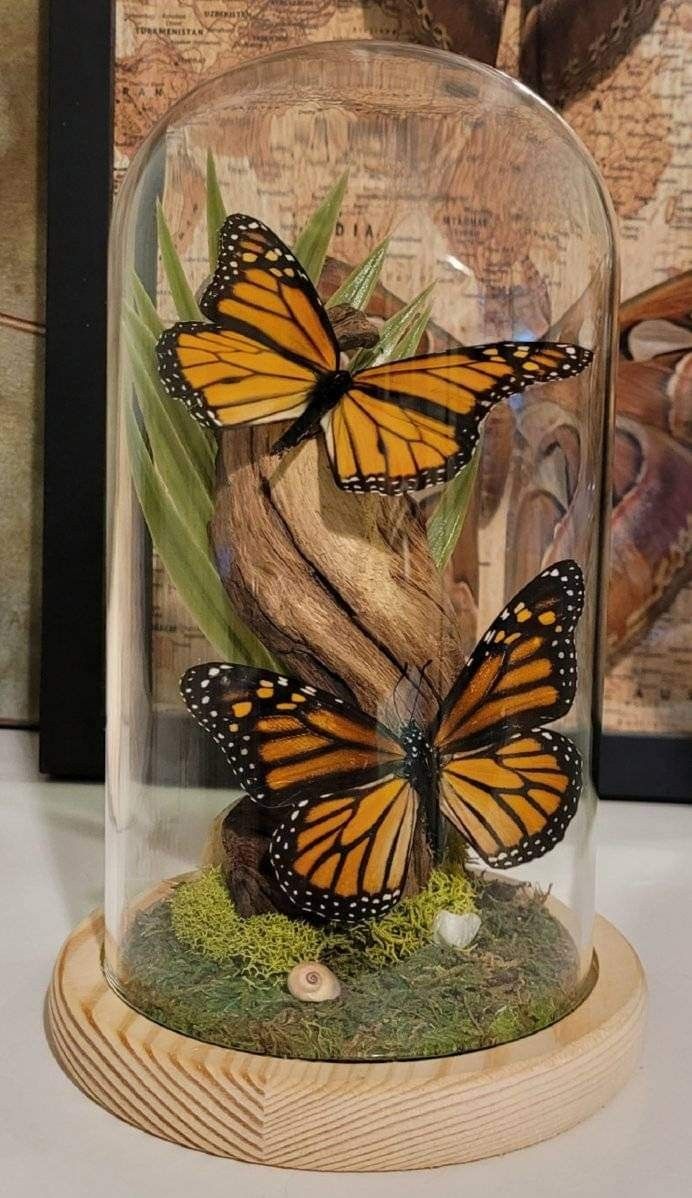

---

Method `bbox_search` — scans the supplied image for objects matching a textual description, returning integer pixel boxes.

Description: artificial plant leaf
[125,297,215,485]
[130,271,164,339]
[387,302,432,361]
[156,200,203,321]
[326,236,390,311]
[124,315,213,531]
[426,442,482,570]
[126,391,280,669]
[206,150,227,269]
[293,171,349,284]
[349,282,436,371]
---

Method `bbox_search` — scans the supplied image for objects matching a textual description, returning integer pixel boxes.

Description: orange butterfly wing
[433,561,584,868]
[325,343,592,493]
[439,730,581,868]
[156,214,338,429]
[200,215,337,366]
[270,777,418,921]
[180,664,405,806]
[180,663,415,922]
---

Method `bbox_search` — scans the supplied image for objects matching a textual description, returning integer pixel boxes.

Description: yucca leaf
[126,393,280,669]
[387,302,432,362]
[206,150,227,269]
[125,401,226,630]
[427,442,483,569]
[293,171,348,284]
[130,271,164,339]
[156,200,202,320]
[326,236,390,311]
[124,300,215,485]
[349,282,435,371]
[124,321,213,532]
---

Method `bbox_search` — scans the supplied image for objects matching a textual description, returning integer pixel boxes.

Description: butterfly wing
[157,322,324,430]
[270,777,419,922]
[199,214,338,366]
[439,730,582,869]
[181,663,416,921]
[324,342,592,493]
[433,561,585,868]
[180,664,405,806]
[156,214,338,430]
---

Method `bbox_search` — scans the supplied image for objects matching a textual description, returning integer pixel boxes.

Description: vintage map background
[563,0,690,735]
[114,0,691,737]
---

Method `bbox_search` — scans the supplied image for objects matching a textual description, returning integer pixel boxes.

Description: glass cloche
[104,40,616,1062]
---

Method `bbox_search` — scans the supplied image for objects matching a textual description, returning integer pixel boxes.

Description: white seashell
[432,910,481,949]
[287,961,341,1002]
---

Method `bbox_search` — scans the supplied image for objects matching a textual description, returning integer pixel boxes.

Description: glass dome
[105,40,616,1062]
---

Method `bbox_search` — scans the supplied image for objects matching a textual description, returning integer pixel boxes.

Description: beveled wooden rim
[46,910,646,1170]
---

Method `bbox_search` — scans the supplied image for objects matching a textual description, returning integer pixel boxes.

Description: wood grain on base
[46,911,646,1171]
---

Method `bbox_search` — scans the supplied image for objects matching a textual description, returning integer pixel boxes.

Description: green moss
[170,865,476,979]
[170,867,323,983]
[341,867,477,968]
[118,870,588,1062]
[486,1007,523,1043]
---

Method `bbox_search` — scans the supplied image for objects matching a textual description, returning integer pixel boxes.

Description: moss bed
[115,866,587,1061]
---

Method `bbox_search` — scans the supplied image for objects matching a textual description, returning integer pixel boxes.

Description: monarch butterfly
[181,561,584,922]
[156,214,593,495]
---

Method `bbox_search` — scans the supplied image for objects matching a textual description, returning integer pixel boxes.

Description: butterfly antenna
[392,663,410,725]
[419,658,443,707]
[403,660,428,725]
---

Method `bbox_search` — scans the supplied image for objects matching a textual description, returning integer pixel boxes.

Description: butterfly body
[157,212,593,495]
[181,562,585,924]
[397,719,442,854]
[272,368,354,455]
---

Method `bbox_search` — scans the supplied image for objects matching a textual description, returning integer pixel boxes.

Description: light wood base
[46,910,646,1171]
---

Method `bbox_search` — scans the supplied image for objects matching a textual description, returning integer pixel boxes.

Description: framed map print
[41,0,690,798]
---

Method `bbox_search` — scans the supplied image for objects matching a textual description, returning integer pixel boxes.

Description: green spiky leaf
[326,236,390,311]
[123,312,213,520]
[293,171,348,284]
[426,441,483,569]
[125,289,215,485]
[130,272,164,339]
[387,302,432,362]
[125,395,278,668]
[156,200,202,321]
[349,282,435,371]
[124,284,279,669]
[206,150,227,269]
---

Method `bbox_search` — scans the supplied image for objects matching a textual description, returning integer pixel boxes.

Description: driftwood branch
[212,431,470,713]
[208,302,473,915]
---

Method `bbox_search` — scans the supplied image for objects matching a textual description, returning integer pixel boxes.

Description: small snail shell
[287,961,341,1002]
[432,910,481,950]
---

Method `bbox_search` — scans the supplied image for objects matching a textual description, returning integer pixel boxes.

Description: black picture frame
[40,4,689,797]
[597,732,690,802]
[40,0,113,777]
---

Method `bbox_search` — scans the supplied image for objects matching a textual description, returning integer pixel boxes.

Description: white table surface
[1,728,690,1197]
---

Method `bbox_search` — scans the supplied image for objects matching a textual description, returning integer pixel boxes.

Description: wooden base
[47,910,646,1171]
